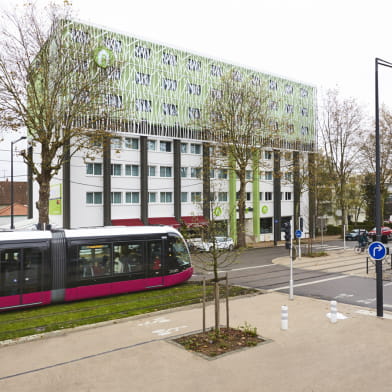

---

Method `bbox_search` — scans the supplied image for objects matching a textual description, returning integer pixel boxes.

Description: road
[190,238,392,311]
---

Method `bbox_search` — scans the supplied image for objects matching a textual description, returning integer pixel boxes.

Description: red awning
[148,217,180,228]
[111,219,144,226]
[181,216,208,227]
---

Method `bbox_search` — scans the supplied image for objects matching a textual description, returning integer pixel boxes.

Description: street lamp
[374,58,392,317]
[10,135,26,229]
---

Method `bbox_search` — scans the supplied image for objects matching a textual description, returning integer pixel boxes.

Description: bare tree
[359,105,392,221]
[200,72,273,247]
[0,2,118,226]
[318,89,365,232]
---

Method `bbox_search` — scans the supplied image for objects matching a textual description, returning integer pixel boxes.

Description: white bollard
[281,305,288,330]
[330,300,337,323]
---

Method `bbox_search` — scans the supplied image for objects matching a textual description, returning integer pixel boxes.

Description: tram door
[0,247,44,308]
[146,240,164,285]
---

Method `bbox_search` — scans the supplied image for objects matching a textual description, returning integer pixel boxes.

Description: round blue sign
[368,241,387,261]
[295,230,303,238]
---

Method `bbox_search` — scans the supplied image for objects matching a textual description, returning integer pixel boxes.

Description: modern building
[29,20,317,244]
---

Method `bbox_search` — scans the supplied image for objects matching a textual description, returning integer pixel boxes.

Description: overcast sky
[1,0,392,178]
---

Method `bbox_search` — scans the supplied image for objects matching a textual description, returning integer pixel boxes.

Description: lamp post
[374,58,392,317]
[10,136,26,229]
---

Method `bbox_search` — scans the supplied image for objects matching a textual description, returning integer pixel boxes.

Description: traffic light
[283,222,291,242]
[299,217,304,232]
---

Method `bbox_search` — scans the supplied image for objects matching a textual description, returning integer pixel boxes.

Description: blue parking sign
[368,241,387,261]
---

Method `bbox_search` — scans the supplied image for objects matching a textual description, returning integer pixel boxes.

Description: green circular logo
[93,47,114,68]
[213,206,222,217]
[261,205,268,214]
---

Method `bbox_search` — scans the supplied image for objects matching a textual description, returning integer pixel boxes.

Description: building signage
[93,47,114,68]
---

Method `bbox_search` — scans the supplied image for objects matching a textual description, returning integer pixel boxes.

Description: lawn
[0,283,257,342]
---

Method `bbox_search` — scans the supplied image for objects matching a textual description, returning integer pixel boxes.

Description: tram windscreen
[167,235,191,273]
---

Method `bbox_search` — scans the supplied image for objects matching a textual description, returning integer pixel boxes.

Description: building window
[217,169,228,179]
[285,84,293,94]
[86,192,102,204]
[148,140,156,151]
[211,64,222,76]
[301,107,308,116]
[264,151,272,160]
[301,126,309,135]
[285,192,292,200]
[287,124,294,134]
[191,192,202,202]
[190,143,201,154]
[188,83,201,95]
[285,104,294,114]
[264,172,273,181]
[162,52,177,65]
[181,143,188,153]
[134,45,151,59]
[148,166,156,176]
[160,192,172,203]
[125,164,139,176]
[188,107,201,119]
[106,94,122,108]
[104,37,122,52]
[148,192,157,203]
[163,103,178,116]
[284,172,292,182]
[111,137,122,149]
[124,137,139,149]
[160,166,172,177]
[162,78,177,91]
[210,169,215,178]
[218,192,228,202]
[111,192,122,204]
[260,217,272,234]
[160,141,172,152]
[106,66,121,80]
[265,192,273,201]
[181,167,188,178]
[232,70,242,81]
[86,163,102,175]
[300,88,308,97]
[191,167,201,178]
[70,29,89,44]
[181,192,188,202]
[269,80,277,90]
[211,89,222,99]
[259,192,263,201]
[111,164,122,176]
[269,101,278,111]
[246,192,252,201]
[187,58,201,71]
[252,75,260,86]
[125,192,140,203]
[136,99,151,112]
[135,72,150,85]
[246,170,252,180]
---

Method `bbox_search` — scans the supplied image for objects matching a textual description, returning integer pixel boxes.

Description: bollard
[281,305,288,330]
[330,300,337,323]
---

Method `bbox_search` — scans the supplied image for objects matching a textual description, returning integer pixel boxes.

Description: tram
[0,226,192,311]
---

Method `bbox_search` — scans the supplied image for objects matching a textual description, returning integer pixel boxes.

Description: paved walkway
[1,288,392,391]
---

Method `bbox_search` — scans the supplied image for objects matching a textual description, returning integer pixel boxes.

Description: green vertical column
[252,150,260,242]
[229,155,237,243]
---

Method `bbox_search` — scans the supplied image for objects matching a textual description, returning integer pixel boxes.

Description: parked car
[345,229,368,241]
[367,226,392,242]
[187,236,234,252]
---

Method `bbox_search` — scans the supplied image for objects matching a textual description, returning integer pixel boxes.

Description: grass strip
[0,283,257,342]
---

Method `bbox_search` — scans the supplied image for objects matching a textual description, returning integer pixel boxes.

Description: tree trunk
[37,174,51,227]
[237,173,247,248]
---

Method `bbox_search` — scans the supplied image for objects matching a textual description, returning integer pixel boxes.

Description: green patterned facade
[66,20,316,151]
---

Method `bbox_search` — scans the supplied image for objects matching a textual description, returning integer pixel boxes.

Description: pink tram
[0,226,193,311]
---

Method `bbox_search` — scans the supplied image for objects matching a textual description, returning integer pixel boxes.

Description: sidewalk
[1,290,392,392]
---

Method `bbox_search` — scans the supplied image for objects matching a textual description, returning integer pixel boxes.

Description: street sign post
[368,241,387,261]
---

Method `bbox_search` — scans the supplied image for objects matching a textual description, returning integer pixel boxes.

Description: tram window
[147,241,162,277]
[0,249,20,296]
[167,236,191,274]
[78,244,111,278]
[113,242,143,276]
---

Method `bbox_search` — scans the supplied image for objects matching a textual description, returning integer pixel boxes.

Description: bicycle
[354,243,369,254]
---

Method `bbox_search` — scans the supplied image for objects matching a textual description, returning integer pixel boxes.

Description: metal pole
[375,58,383,317]
[10,141,14,229]
[289,217,294,300]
